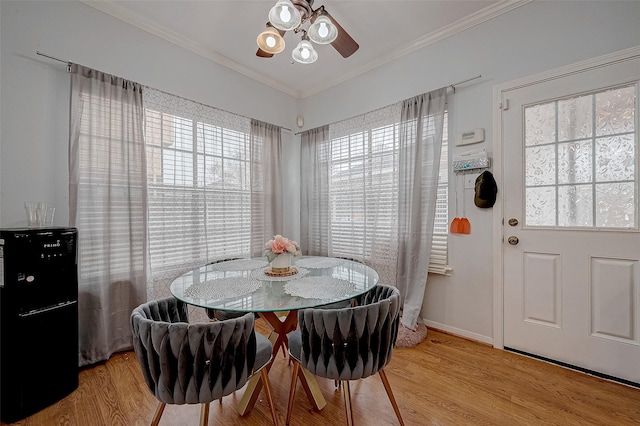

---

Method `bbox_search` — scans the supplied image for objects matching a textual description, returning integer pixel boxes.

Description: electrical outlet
[464,174,477,189]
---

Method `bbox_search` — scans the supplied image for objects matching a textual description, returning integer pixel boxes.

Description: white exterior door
[501,53,640,384]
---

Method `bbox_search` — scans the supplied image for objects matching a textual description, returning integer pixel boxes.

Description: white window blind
[143,89,255,282]
[431,121,450,274]
[328,110,449,277]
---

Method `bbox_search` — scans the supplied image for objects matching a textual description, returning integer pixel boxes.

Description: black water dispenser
[0,227,79,423]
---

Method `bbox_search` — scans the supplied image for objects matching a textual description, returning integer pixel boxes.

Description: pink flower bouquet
[264,235,301,263]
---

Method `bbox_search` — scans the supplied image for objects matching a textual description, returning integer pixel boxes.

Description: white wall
[301,1,640,342]
[0,0,298,229]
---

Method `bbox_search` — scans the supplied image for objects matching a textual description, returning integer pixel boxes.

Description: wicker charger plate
[264,266,298,277]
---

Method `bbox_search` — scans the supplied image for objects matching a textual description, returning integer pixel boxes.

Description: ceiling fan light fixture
[257,2,359,62]
[308,13,338,44]
[292,38,318,64]
[269,0,301,31]
[257,25,285,54]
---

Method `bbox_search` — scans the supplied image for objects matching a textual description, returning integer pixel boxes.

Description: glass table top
[170,256,379,312]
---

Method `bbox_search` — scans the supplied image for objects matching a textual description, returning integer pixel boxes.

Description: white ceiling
[84,1,526,98]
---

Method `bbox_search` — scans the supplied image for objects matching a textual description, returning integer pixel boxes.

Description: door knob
[508,236,519,245]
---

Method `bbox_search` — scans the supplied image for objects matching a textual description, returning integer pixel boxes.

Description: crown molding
[299,0,533,98]
[80,0,531,99]
[79,0,302,98]
[495,43,640,95]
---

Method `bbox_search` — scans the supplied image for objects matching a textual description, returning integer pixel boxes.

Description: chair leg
[286,360,300,425]
[261,368,279,426]
[341,380,354,426]
[199,402,210,426]
[379,369,404,426]
[151,402,166,426]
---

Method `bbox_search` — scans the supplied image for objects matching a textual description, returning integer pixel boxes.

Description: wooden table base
[237,310,327,416]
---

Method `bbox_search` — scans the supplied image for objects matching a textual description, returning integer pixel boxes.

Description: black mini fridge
[0,227,78,423]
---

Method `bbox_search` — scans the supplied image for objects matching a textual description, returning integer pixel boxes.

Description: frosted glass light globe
[292,39,318,64]
[308,14,338,44]
[269,0,301,31]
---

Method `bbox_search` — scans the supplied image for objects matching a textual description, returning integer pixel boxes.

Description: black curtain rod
[37,51,480,135]
[448,74,482,93]
[37,51,479,136]
[294,74,483,135]
[37,50,71,71]
[35,50,293,132]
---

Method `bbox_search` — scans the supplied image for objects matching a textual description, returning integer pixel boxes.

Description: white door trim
[492,44,640,349]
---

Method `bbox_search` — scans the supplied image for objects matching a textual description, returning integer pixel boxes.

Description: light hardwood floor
[3,321,640,426]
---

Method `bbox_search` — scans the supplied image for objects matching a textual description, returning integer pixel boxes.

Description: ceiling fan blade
[256,48,274,58]
[324,10,359,58]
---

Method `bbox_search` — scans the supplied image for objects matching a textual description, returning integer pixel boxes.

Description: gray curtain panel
[69,64,148,366]
[396,88,447,330]
[299,91,446,330]
[141,88,255,303]
[250,119,284,256]
[300,125,330,256]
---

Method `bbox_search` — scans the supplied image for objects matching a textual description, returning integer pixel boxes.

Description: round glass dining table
[170,256,378,313]
[170,256,379,415]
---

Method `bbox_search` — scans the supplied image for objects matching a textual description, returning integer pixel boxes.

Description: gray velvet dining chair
[130,297,278,426]
[285,284,404,426]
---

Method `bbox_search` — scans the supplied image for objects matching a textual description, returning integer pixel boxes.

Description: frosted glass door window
[524,85,637,228]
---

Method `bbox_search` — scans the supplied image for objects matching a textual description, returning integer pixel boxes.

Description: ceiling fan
[256,0,359,64]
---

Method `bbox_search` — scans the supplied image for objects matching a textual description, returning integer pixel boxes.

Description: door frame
[492,45,640,349]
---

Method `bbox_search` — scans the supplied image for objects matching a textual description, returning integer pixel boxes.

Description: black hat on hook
[474,171,497,208]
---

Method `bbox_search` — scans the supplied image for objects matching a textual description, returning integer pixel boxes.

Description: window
[327,113,449,276]
[524,84,637,228]
[432,124,450,273]
[143,89,256,280]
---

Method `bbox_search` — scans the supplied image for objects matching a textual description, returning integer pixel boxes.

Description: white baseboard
[422,319,494,346]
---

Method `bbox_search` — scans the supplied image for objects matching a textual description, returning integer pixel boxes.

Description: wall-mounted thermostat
[455,128,484,146]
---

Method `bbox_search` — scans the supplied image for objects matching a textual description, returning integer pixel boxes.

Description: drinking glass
[24,202,48,227]
[44,207,55,227]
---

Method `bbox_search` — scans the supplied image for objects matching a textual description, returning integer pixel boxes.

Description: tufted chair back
[131,297,278,426]
[298,284,400,380]
[286,285,404,425]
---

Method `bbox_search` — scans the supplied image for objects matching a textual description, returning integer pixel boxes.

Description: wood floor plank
[2,325,639,426]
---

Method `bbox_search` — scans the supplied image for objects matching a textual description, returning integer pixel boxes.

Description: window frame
[326,112,450,275]
[143,102,257,276]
